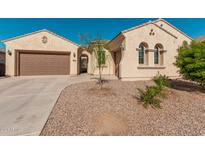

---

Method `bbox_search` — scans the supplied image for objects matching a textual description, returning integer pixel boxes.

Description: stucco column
[148,49,154,66]
[118,40,126,78]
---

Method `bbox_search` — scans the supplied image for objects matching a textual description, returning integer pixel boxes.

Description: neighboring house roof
[107,19,193,46]
[79,40,110,50]
[1,29,80,47]
[194,36,205,42]
[90,40,110,44]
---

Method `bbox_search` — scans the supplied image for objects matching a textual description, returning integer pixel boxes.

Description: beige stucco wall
[4,31,79,76]
[154,20,192,45]
[118,20,192,81]
[90,48,115,75]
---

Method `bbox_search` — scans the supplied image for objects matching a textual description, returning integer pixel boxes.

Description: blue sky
[0,18,205,48]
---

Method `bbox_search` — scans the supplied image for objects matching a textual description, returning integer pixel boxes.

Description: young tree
[79,34,106,89]
[175,41,205,87]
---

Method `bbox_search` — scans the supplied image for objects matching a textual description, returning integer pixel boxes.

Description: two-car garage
[3,29,79,76]
[16,51,70,76]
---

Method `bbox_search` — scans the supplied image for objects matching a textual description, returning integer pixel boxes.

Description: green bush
[175,40,205,87]
[153,73,170,89]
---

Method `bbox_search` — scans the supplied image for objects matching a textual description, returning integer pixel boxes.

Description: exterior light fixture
[73,52,76,58]
[7,50,12,56]
[120,44,125,51]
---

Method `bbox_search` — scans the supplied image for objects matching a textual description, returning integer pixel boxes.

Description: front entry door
[80,56,88,73]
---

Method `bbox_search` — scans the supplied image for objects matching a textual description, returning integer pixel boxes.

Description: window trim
[138,42,148,65]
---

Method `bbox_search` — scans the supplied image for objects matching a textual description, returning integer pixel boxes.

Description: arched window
[138,42,148,65]
[154,44,164,65]
[139,44,144,64]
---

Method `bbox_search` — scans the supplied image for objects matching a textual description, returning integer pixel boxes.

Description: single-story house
[2,19,192,80]
[0,48,5,76]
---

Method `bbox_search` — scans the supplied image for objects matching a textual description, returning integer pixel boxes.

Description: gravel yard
[41,79,205,136]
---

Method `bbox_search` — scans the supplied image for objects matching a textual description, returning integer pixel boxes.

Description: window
[139,44,144,64]
[154,46,159,64]
[138,42,148,65]
[154,44,164,65]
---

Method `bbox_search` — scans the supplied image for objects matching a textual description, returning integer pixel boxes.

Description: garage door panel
[19,52,70,76]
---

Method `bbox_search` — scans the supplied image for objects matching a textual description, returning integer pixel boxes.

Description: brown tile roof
[194,36,205,42]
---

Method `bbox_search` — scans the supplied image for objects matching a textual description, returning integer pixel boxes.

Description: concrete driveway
[0,75,91,136]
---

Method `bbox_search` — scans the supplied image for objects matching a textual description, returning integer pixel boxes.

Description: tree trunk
[99,66,102,89]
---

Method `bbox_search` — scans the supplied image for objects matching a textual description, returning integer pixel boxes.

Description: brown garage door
[18,51,70,76]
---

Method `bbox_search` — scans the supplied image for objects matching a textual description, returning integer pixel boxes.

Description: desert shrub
[138,86,162,108]
[153,73,170,89]
[138,74,169,109]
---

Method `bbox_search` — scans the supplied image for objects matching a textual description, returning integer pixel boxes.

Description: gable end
[2,29,79,47]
